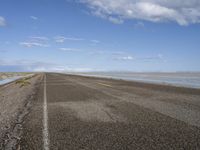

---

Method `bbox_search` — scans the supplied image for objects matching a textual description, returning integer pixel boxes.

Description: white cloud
[65,37,84,41]
[79,0,200,25]
[20,42,49,48]
[30,16,38,20]
[33,66,93,72]
[59,48,80,51]
[0,16,6,27]
[54,36,66,43]
[108,16,124,24]
[138,54,164,61]
[20,36,49,48]
[89,49,126,56]
[115,56,134,60]
[0,59,95,72]
[0,59,67,72]
[33,66,66,72]
[91,40,100,43]
[65,67,93,72]
[114,53,164,61]
[54,36,84,43]
[30,36,49,41]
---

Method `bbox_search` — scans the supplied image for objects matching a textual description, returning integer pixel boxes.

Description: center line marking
[43,74,50,150]
[98,83,112,87]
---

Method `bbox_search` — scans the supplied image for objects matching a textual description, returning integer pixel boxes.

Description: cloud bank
[79,0,200,25]
[0,59,93,72]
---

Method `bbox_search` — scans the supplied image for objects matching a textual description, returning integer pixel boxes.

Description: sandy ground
[0,74,42,149]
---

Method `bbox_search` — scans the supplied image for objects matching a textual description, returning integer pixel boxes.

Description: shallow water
[0,76,22,85]
[77,72,200,89]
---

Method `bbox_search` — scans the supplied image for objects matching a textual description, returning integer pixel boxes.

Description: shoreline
[0,73,35,85]
[64,73,200,95]
[67,72,200,89]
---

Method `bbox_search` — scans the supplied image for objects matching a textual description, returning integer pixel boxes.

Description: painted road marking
[98,83,112,87]
[43,74,50,150]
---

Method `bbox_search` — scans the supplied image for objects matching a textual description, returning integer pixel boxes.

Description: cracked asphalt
[18,73,200,149]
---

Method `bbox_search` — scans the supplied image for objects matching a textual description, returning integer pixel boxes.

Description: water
[0,76,23,85]
[76,72,200,89]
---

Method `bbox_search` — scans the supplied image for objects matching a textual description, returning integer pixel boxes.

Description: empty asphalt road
[16,73,200,149]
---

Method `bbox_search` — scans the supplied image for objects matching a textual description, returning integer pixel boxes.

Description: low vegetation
[15,77,31,88]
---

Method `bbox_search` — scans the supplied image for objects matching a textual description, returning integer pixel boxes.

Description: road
[19,73,200,150]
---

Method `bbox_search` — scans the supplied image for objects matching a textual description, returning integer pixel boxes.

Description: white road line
[43,74,50,150]
[98,83,112,87]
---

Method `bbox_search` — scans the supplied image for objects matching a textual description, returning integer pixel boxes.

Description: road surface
[13,73,200,149]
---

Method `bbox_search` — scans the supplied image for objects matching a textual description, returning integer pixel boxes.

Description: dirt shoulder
[0,74,43,149]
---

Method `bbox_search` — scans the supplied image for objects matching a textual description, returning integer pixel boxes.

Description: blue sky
[0,0,200,72]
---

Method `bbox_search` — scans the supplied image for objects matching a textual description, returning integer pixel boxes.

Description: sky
[0,0,200,72]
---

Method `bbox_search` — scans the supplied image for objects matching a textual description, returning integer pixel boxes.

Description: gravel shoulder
[0,74,42,149]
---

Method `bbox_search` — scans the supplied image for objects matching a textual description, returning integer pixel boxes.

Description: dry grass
[15,77,31,88]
